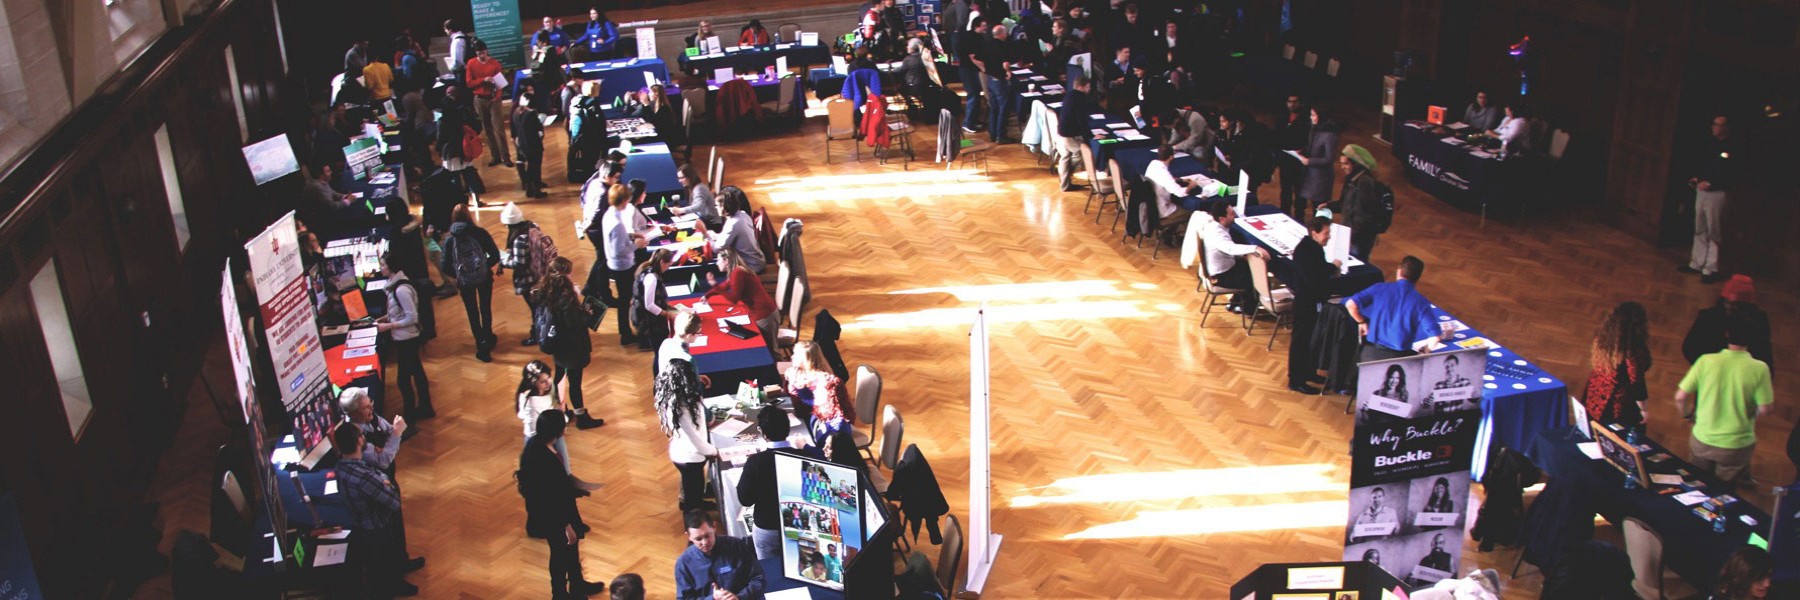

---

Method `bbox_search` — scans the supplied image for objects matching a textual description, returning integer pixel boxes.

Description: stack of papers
[1119,129,1149,140]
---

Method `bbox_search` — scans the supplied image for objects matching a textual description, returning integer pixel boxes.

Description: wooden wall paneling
[97,131,185,458]
[0,284,74,598]
[1603,0,1693,240]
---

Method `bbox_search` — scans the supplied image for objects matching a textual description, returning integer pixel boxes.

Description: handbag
[461,124,485,161]
[582,295,607,330]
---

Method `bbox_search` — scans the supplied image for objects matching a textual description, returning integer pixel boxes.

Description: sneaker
[487,159,503,167]
[573,580,607,596]
[1676,264,1701,275]
[1288,384,1323,395]
[961,125,980,134]
[475,351,493,363]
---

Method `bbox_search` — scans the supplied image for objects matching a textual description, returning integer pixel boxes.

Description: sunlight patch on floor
[889,280,1131,302]
[843,300,1156,330]
[1012,464,1343,507]
[1062,501,1349,540]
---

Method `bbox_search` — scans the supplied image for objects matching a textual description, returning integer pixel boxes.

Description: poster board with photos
[1345,348,1485,587]
[773,450,891,592]
[1591,421,1649,485]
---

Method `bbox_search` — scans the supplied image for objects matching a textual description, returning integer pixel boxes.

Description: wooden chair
[1080,143,1115,217]
[1195,237,1249,329]
[1247,254,1294,350]
[936,514,965,597]
[1623,517,1664,600]
[954,139,992,176]
[825,98,859,163]
[1108,159,1130,233]
[852,365,882,460]
[680,87,709,134]
[878,110,916,168]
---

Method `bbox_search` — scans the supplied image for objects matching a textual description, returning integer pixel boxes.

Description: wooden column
[1602,0,1692,240]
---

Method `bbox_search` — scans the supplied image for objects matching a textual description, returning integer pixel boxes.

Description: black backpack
[1369,181,1397,234]
[534,302,563,355]
[441,231,493,288]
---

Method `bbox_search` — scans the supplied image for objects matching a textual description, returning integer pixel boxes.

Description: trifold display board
[1231,561,1407,600]
[774,450,893,593]
[1345,349,1485,587]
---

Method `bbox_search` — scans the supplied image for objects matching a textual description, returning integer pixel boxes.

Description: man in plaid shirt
[334,425,418,596]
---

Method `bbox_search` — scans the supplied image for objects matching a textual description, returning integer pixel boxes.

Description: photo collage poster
[774,454,865,591]
[1344,349,1486,586]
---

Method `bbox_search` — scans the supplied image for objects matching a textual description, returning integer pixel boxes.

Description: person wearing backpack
[376,253,434,421]
[630,248,677,352]
[1337,144,1392,262]
[501,202,557,346]
[439,204,503,362]
[435,85,488,207]
[531,257,605,430]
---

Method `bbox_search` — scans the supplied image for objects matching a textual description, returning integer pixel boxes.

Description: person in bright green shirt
[1675,317,1773,485]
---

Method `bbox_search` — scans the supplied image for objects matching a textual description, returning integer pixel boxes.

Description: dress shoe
[434,287,459,300]
[576,415,605,429]
[573,580,607,596]
[503,160,516,168]
[392,581,420,597]
[619,335,638,347]
[487,158,503,167]
[400,426,419,442]
[475,351,493,363]
[1288,384,1323,395]
[1700,272,1727,284]
[1676,264,1701,275]
[403,556,426,572]
[416,406,437,419]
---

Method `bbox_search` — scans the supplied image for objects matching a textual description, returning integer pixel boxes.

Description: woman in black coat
[518,411,604,597]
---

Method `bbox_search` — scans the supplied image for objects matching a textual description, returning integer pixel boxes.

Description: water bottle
[1713,514,1727,534]
[1626,426,1640,445]
[1623,472,1637,490]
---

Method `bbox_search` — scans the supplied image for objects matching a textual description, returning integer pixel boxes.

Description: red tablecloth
[670,295,771,357]
[324,344,381,388]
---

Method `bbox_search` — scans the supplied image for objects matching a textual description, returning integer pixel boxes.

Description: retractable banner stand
[222,259,287,561]
[1344,348,1486,587]
[470,0,525,68]
[965,304,1002,595]
[245,212,329,418]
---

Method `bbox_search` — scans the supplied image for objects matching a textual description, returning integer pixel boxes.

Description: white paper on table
[1106,122,1130,129]
[349,327,379,339]
[712,418,752,439]
[832,55,849,75]
[271,446,301,465]
[690,302,713,314]
[345,336,377,349]
[1090,128,1109,137]
[765,589,812,600]
[800,32,819,46]
[323,480,339,495]
[313,543,349,567]
[1010,69,1031,75]
[1651,474,1684,486]
[713,68,735,85]
[342,347,377,359]
[672,213,700,225]
[636,27,657,59]
[642,226,665,241]
[776,55,788,75]
[1446,122,1469,130]
[1120,131,1150,141]
[1235,170,1249,216]
[665,284,692,296]
[702,394,737,411]
[1088,113,1106,119]
[1673,490,1710,506]
[1575,442,1603,459]
[641,206,657,217]
[318,529,352,540]
[689,335,709,347]
[320,325,350,336]
[704,36,723,55]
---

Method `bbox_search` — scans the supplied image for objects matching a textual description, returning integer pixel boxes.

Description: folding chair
[1108,159,1131,233]
[1195,237,1249,329]
[1247,254,1294,350]
[1081,143,1115,217]
[825,98,860,163]
[852,365,882,460]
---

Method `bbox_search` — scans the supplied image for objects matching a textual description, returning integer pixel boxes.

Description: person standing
[445,20,471,84]
[575,8,620,59]
[1337,144,1388,262]
[1679,115,1737,284]
[1582,302,1653,427]
[736,408,822,559]
[1676,315,1774,486]
[512,93,548,198]
[501,203,555,345]
[435,86,487,207]
[439,204,502,362]
[657,352,717,510]
[1681,275,1773,369]
[363,55,395,105]
[631,249,677,351]
[533,257,605,430]
[344,38,369,73]
[517,411,607,599]
[957,16,989,134]
[979,23,1017,144]
[1056,76,1097,191]
[1297,108,1342,212]
[1287,217,1338,394]
[376,254,434,420]
[674,511,765,600]
[1345,256,1444,363]
[333,425,418,597]
[1272,95,1311,217]
[589,184,649,347]
[465,43,513,169]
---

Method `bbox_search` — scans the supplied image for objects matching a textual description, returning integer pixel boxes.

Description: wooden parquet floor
[137,97,1795,599]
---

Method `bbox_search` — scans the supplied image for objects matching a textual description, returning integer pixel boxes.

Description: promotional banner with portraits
[1344,349,1485,586]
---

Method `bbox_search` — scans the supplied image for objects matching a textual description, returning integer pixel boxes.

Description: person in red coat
[706,248,779,350]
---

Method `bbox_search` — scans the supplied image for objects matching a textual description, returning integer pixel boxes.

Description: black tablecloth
[679,43,833,74]
[1525,426,1773,592]
[1392,123,1550,210]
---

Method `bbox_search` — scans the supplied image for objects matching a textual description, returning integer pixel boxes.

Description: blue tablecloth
[1423,304,1569,479]
[679,43,833,74]
[515,57,671,105]
[1112,147,1243,213]
[1525,426,1772,592]
[1391,122,1550,210]
[1087,114,1158,170]
[619,142,682,196]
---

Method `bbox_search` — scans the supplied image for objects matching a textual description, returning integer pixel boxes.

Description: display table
[1391,121,1550,211]
[669,295,780,395]
[678,42,832,74]
[1087,113,1157,170]
[1111,146,1240,213]
[1230,206,1384,294]
[322,344,381,388]
[618,141,683,197]
[710,400,814,538]
[514,57,671,104]
[1526,426,1773,592]
[1422,305,1569,479]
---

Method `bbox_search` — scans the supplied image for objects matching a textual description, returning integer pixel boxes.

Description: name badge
[717,565,733,574]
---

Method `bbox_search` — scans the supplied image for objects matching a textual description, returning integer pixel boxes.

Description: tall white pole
[965,304,1002,595]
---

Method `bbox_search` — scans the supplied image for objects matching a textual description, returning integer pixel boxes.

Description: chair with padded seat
[936,514,964,597]
[1622,517,1664,600]
[1080,143,1115,217]
[1195,236,1250,330]
[866,405,905,494]
[1247,254,1294,349]
[825,97,859,163]
[852,365,882,460]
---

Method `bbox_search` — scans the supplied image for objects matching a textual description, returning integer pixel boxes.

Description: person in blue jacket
[531,15,570,49]
[575,7,619,59]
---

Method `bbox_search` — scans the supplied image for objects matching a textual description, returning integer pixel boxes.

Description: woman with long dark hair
[531,257,603,429]
[517,411,605,597]
[1375,364,1409,404]
[1583,301,1652,426]
[656,355,716,510]
[1710,546,1771,599]
[1422,477,1455,513]
[630,248,676,350]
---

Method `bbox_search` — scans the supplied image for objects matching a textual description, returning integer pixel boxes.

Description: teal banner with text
[471,0,525,69]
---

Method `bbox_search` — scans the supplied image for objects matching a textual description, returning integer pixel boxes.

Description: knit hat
[499,202,524,225]
[1720,274,1756,303]
[1342,143,1377,172]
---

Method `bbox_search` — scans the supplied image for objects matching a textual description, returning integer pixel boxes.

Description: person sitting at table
[1297,107,1343,212]
[340,387,409,472]
[517,411,609,599]
[689,20,717,51]
[1216,109,1273,188]
[1168,105,1216,167]
[1488,104,1531,157]
[1461,89,1503,132]
[1345,256,1444,363]
[376,253,434,421]
[897,39,938,114]
[697,187,767,275]
[1141,144,1204,232]
[1056,76,1098,191]
[1676,314,1774,487]
[675,510,764,600]
[1198,203,1270,315]
[574,7,620,59]
[736,408,823,560]
[631,248,677,351]
[658,354,718,511]
[739,19,773,47]
[1681,275,1773,370]
[332,424,418,596]
[786,341,855,439]
[1582,301,1652,427]
[671,164,720,230]
[1711,546,1773,600]
[1287,216,1339,394]
[1336,144,1386,261]
[707,249,780,350]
